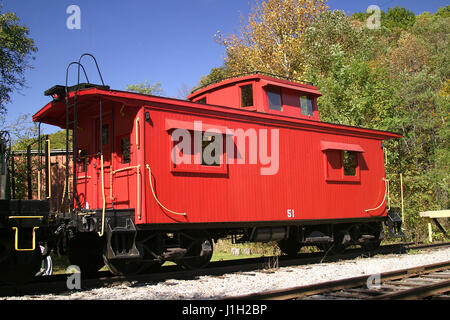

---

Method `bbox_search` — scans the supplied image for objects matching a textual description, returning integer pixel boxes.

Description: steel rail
[230,260,450,300]
[371,278,450,300]
[1,241,448,298]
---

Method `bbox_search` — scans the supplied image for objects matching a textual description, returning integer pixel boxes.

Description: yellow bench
[419,210,449,242]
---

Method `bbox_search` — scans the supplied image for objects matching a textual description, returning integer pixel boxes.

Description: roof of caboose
[187,72,321,101]
[33,80,401,140]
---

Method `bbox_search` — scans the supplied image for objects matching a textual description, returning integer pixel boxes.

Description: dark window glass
[343,151,357,176]
[202,135,220,166]
[300,96,313,116]
[267,88,282,111]
[197,98,207,104]
[241,85,253,107]
[121,137,131,164]
[102,125,109,145]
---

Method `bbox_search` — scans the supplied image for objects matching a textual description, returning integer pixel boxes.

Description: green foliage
[383,6,416,30]
[196,66,230,89]
[46,130,71,149]
[205,3,450,242]
[351,6,416,31]
[305,8,449,241]
[0,5,37,117]
[126,80,163,96]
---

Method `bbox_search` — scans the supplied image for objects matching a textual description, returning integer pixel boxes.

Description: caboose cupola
[187,72,322,121]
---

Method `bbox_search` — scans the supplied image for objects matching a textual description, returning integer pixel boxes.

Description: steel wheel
[179,232,213,270]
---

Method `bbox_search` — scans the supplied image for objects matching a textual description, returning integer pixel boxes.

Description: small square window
[121,137,131,164]
[300,96,313,117]
[241,85,253,107]
[267,88,282,111]
[343,151,357,176]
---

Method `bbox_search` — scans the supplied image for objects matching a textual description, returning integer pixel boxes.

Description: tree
[195,66,230,91]
[0,6,37,117]
[125,80,163,96]
[302,10,373,77]
[209,2,449,241]
[382,6,416,30]
[215,0,328,79]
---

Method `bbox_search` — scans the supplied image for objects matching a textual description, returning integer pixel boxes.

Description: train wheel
[67,233,105,275]
[179,232,213,270]
[278,238,302,256]
[0,237,42,284]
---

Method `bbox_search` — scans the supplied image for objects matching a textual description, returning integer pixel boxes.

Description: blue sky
[1,0,448,134]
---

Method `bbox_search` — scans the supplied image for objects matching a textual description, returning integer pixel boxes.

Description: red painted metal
[33,75,401,227]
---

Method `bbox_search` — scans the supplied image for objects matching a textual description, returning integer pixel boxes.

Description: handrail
[109,165,141,220]
[46,139,51,199]
[145,164,186,216]
[98,154,106,237]
[365,178,388,214]
[109,165,140,200]
[135,117,140,150]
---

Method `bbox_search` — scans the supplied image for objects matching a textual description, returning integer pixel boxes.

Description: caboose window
[343,151,357,176]
[241,85,253,107]
[121,136,131,164]
[321,141,363,183]
[102,124,109,145]
[300,96,313,117]
[267,88,282,111]
[202,135,220,166]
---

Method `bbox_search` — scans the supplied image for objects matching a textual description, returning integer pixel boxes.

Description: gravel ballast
[2,247,450,300]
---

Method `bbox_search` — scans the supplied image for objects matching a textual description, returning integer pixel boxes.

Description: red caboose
[34,66,401,274]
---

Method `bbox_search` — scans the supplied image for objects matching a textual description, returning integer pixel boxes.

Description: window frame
[119,135,131,164]
[166,120,228,175]
[239,83,256,110]
[266,87,283,112]
[321,142,364,183]
[299,95,314,117]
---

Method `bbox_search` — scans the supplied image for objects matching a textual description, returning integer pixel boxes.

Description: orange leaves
[216,0,328,79]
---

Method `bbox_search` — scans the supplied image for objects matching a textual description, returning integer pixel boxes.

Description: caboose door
[94,116,112,209]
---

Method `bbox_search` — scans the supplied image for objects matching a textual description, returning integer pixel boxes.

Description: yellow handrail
[46,139,52,199]
[8,216,43,252]
[109,165,141,220]
[11,227,40,251]
[146,164,186,216]
[37,171,41,199]
[365,178,388,214]
[135,117,140,150]
[98,154,106,237]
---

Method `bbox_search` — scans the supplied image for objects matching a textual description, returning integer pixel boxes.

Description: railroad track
[1,241,449,298]
[232,260,450,300]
